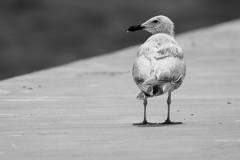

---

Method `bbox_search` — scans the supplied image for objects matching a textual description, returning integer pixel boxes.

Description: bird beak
[127,24,145,32]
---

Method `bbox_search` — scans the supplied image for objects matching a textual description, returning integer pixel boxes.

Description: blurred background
[0,0,240,80]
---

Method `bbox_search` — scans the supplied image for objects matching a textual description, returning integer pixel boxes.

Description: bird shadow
[134,123,184,127]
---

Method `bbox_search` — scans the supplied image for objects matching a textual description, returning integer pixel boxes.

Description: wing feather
[132,33,186,98]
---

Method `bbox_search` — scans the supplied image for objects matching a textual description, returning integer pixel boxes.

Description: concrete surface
[1,20,240,160]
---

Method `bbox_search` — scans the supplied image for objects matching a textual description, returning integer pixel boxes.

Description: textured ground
[0,20,240,160]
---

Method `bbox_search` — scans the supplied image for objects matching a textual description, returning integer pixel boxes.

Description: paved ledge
[1,20,240,160]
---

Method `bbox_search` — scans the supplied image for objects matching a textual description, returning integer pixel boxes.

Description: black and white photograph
[0,0,240,159]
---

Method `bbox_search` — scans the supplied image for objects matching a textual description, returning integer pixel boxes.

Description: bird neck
[152,30,174,37]
[154,22,175,37]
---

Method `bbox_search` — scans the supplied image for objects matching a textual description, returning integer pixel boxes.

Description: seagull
[128,15,186,125]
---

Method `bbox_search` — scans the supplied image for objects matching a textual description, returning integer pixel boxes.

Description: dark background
[0,0,240,80]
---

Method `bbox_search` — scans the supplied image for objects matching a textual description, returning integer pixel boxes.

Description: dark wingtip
[127,24,144,32]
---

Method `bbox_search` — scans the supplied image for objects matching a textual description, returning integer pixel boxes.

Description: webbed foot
[133,120,157,125]
[160,119,182,125]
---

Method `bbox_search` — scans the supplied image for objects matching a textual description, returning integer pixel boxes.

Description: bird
[127,15,186,125]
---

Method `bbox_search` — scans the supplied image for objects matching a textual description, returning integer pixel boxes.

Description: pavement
[1,20,240,160]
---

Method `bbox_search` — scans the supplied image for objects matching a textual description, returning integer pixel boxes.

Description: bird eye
[152,20,159,23]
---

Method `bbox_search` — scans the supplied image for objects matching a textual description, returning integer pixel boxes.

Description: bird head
[127,15,174,36]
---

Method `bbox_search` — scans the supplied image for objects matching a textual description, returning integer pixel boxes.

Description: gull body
[128,15,186,125]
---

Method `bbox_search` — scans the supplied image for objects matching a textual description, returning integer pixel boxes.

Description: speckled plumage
[132,33,186,100]
[128,15,186,125]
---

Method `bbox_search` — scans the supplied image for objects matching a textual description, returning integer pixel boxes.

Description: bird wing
[133,34,186,97]
[142,41,186,93]
[144,33,184,58]
[143,57,186,88]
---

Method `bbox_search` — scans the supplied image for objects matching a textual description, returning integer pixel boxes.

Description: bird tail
[136,90,150,100]
[143,75,167,86]
[136,91,146,100]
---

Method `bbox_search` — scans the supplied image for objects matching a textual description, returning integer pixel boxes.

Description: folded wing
[133,34,186,99]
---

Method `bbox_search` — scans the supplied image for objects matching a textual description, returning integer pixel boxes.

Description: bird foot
[133,120,157,126]
[160,119,182,125]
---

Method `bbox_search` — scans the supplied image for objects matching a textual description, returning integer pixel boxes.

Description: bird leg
[133,99,156,125]
[161,92,182,125]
